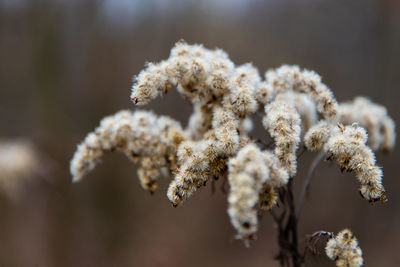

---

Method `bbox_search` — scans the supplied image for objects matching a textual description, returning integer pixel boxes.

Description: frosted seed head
[227,144,270,241]
[322,124,385,202]
[304,120,333,151]
[263,100,301,176]
[254,81,274,104]
[70,110,186,193]
[325,229,363,267]
[266,65,338,120]
[276,91,317,132]
[338,96,396,151]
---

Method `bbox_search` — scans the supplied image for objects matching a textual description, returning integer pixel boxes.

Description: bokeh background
[0,0,399,266]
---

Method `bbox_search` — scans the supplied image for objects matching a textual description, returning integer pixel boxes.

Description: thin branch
[286,180,300,267]
[296,145,306,159]
[301,231,334,260]
[270,209,280,223]
[254,138,274,150]
[296,151,324,219]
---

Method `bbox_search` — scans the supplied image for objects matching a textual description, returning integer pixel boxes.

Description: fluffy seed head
[263,99,301,176]
[70,110,186,193]
[227,144,269,242]
[325,229,363,267]
[338,96,396,151]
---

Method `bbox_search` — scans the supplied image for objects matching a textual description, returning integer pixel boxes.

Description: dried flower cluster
[338,97,395,152]
[263,99,301,176]
[70,41,396,249]
[227,144,268,242]
[70,110,186,192]
[305,123,386,202]
[325,229,363,267]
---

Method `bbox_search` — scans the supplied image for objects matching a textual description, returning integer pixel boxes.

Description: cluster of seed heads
[70,41,395,245]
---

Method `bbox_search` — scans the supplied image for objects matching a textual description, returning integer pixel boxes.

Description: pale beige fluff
[261,150,290,188]
[305,123,386,203]
[265,65,339,120]
[167,107,241,206]
[0,140,39,197]
[324,124,386,202]
[167,140,212,206]
[338,96,396,151]
[227,144,269,242]
[222,63,259,117]
[131,41,262,137]
[304,120,333,151]
[325,229,363,267]
[212,107,240,156]
[131,40,235,107]
[70,110,186,192]
[254,81,274,104]
[257,151,290,211]
[132,42,262,205]
[276,91,317,133]
[263,100,301,177]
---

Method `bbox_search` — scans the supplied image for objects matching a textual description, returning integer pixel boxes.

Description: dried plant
[325,229,363,267]
[70,41,396,267]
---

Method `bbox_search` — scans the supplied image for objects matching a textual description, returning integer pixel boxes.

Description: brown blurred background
[0,0,399,266]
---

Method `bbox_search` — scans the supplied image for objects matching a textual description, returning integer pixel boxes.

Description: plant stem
[296,152,324,219]
[275,180,301,267]
[274,152,325,267]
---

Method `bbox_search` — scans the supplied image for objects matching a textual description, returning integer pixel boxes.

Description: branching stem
[273,151,325,267]
[296,152,324,219]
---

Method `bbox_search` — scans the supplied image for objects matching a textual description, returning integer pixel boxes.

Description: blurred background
[0,0,399,266]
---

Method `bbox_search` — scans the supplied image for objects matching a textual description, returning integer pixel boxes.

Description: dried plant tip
[324,124,386,202]
[167,140,212,206]
[227,144,269,241]
[131,62,173,105]
[70,110,186,194]
[131,41,236,107]
[266,65,339,120]
[325,229,363,267]
[338,96,396,151]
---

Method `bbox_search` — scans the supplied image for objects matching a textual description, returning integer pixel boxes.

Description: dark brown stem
[296,152,324,219]
[274,150,326,267]
[287,180,301,267]
[275,180,301,267]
